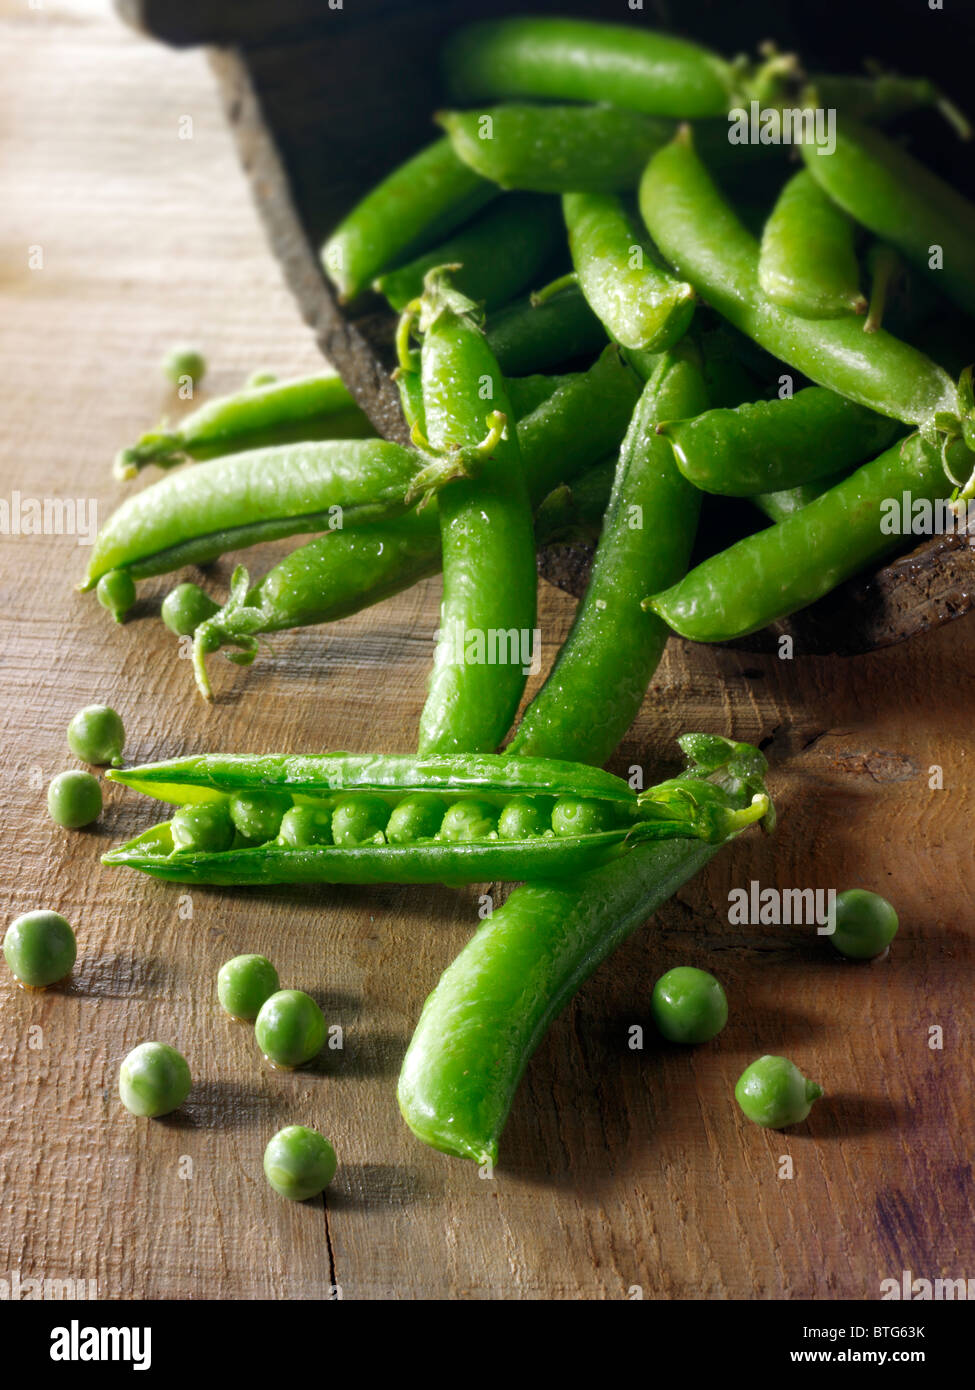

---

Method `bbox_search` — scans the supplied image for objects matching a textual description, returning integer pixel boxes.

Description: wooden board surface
[1,0,973,1301]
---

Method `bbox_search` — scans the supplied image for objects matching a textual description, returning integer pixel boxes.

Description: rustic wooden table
[1,0,973,1302]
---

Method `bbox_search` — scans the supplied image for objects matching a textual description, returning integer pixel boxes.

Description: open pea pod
[102,746,771,887]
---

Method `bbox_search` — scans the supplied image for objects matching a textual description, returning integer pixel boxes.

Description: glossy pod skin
[374,194,562,313]
[101,748,769,886]
[413,273,538,754]
[758,170,866,319]
[648,433,947,642]
[321,137,497,300]
[484,284,607,375]
[508,346,707,765]
[562,192,695,352]
[800,116,975,320]
[79,440,467,591]
[438,103,674,194]
[442,18,746,118]
[639,131,962,437]
[660,386,903,497]
[398,736,772,1163]
[114,373,374,478]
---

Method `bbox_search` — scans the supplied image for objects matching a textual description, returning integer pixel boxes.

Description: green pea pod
[752,471,851,523]
[659,385,903,496]
[321,137,498,301]
[413,271,539,754]
[373,194,562,313]
[114,374,374,479]
[397,735,772,1163]
[79,440,469,592]
[810,73,970,138]
[508,345,707,765]
[101,748,770,887]
[799,115,975,322]
[758,170,866,319]
[438,103,675,194]
[562,192,695,352]
[647,433,947,642]
[640,130,968,453]
[484,284,608,375]
[533,458,615,545]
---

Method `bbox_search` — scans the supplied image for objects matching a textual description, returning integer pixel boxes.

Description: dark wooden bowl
[117,0,975,655]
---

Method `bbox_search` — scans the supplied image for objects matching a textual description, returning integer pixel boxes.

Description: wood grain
[0,1,973,1301]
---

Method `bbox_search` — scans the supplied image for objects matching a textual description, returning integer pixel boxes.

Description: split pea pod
[647,433,948,642]
[639,130,965,441]
[758,169,866,319]
[101,748,769,887]
[560,192,695,352]
[373,194,562,312]
[659,386,903,496]
[114,373,374,479]
[79,440,466,592]
[508,345,707,766]
[398,735,772,1163]
[321,137,498,301]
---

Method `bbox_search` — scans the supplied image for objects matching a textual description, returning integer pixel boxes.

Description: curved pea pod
[438,103,674,194]
[659,386,904,496]
[100,749,770,887]
[79,440,469,591]
[114,373,374,479]
[397,736,772,1163]
[810,73,970,138]
[647,433,949,642]
[484,284,608,375]
[758,170,866,319]
[752,470,851,523]
[562,192,695,353]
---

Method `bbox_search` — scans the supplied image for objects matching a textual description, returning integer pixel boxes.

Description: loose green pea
[162,345,206,386]
[229,790,291,844]
[386,794,449,844]
[217,954,280,1021]
[96,569,136,623]
[827,889,899,960]
[439,799,498,842]
[67,705,125,766]
[331,795,389,847]
[3,910,77,988]
[651,966,728,1043]
[735,1055,823,1129]
[255,990,327,1069]
[161,582,220,637]
[47,770,102,828]
[263,1125,337,1201]
[170,801,234,853]
[119,1041,192,1117]
[551,796,616,837]
[277,805,334,848]
[497,796,550,839]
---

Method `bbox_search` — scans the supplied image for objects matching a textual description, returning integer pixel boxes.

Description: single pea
[439,798,499,843]
[331,795,389,847]
[47,770,102,828]
[96,569,136,624]
[651,966,728,1043]
[3,910,77,988]
[228,789,291,845]
[827,889,899,960]
[497,796,550,840]
[170,801,235,853]
[162,344,206,386]
[67,704,125,766]
[551,796,616,837]
[246,369,278,388]
[161,582,220,637]
[217,953,280,1021]
[735,1055,823,1130]
[255,989,327,1069]
[386,794,448,844]
[263,1125,337,1201]
[277,805,335,848]
[118,1041,192,1118]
